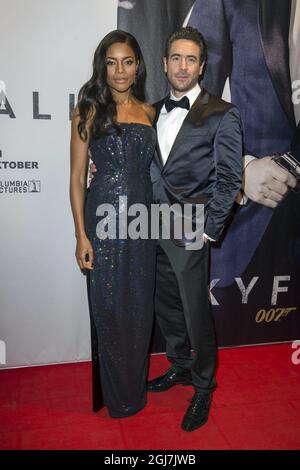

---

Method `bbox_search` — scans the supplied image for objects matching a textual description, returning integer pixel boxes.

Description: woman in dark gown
[70,31,156,418]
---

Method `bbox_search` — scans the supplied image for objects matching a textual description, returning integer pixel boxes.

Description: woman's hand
[76,235,94,270]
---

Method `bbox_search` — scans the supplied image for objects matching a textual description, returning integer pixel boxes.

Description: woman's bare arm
[70,106,94,270]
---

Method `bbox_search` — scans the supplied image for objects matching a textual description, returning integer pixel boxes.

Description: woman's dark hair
[77,30,146,140]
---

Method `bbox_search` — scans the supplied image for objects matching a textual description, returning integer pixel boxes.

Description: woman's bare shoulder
[141,102,156,124]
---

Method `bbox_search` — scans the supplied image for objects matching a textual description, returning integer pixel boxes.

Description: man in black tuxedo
[147,27,242,431]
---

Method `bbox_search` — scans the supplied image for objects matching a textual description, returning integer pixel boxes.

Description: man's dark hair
[165,26,208,66]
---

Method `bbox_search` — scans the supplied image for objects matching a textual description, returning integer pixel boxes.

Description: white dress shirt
[157,83,201,165]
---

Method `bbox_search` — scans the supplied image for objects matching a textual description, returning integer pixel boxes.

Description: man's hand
[88,162,97,185]
[243,156,298,208]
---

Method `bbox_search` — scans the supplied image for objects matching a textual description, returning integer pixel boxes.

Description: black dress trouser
[155,238,217,392]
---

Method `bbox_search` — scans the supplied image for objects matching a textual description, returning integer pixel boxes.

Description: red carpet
[1,343,300,450]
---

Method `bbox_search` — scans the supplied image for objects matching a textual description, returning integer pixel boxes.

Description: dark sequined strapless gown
[85,124,156,418]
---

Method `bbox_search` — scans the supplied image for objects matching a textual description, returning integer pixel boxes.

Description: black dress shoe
[147,367,192,392]
[181,392,212,432]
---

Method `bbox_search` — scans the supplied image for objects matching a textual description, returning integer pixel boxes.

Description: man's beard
[169,76,199,94]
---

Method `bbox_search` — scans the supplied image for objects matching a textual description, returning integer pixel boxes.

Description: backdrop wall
[0,0,118,367]
[1,0,299,368]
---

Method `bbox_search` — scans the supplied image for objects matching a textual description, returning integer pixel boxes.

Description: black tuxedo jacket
[150,89,243,245]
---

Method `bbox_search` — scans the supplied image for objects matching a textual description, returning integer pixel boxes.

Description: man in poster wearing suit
[118,0,300,346]
[188,0,300,344]
[188,0,300,275]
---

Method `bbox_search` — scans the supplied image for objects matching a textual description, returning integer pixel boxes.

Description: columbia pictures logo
[28,180,41,192]
[0,179,42,194]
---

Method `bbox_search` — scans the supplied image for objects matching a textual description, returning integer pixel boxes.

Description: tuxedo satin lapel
[162,89,209,173]
[155,142,164,168]
[154,99,165,168]
[258,0,295,126]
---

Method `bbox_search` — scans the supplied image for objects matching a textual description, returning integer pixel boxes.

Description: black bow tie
[165,95,190,113]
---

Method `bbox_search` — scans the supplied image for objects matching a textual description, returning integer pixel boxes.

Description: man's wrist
[203,233,215,242]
